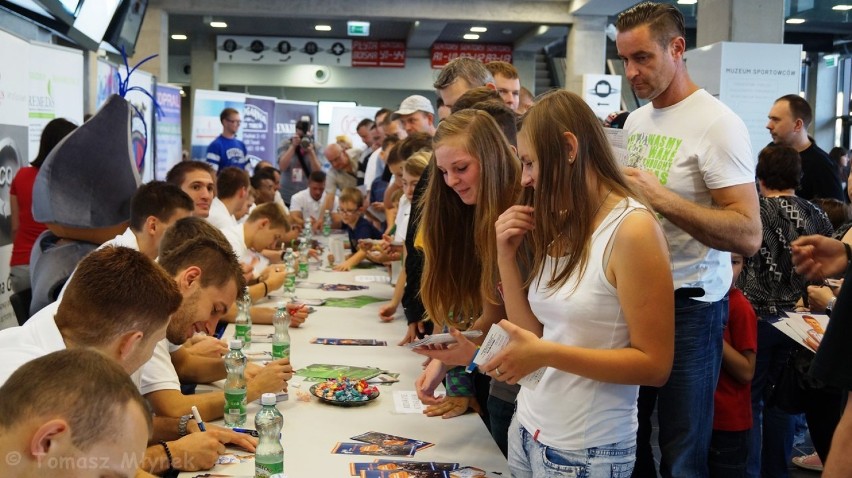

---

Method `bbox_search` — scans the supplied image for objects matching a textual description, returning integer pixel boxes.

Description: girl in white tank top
[483,90,675,478]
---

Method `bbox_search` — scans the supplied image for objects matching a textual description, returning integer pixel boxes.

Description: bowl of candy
[310,377,380,406]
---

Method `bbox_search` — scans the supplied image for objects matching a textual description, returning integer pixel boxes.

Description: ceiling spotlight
[315,25,332,31]
[832,4,852,10]
[537,26,549,35]
[470,26,487,33]
[678,0,697,4]
[785,18,806,24]
[463,34,480,40]
[502,28,512,34]
[171,34,187,40]
[210,21,227,28]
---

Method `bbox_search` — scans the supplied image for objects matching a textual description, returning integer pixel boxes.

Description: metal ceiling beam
[157,0,575,24]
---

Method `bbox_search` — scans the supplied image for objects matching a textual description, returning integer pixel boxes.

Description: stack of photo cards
[349,460,459,478]
[473,325,545,390]
[349,461,493,478]
[333,431,433,458]
[404,330,483,349]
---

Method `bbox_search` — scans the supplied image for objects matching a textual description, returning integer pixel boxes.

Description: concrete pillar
[697,0,784,47]
[564,15,607,95]
[129,4,168,80]
[188,34,218,151]
[809,53,840,150]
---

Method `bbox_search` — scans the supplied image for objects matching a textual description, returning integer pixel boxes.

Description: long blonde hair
[520,89,641,292]
[420,109,522,327]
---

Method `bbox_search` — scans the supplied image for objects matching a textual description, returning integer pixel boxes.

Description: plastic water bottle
[234,288,252,347]
[223,340,247,426]
[322,210,332,237]
[283,248,296,296]
[254,393,284,477]
[297,237,309,279]
[272,304,291,360]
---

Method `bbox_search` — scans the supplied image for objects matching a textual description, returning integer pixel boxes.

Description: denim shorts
[508,416,636,478]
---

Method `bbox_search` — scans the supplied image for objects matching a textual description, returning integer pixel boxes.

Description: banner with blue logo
[155,84,182,180]
[243,95,276,171]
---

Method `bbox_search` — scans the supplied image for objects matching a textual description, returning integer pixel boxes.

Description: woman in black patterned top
[739,145,834,476]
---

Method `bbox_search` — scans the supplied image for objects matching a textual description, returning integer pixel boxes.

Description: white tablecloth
[178,257,509,477]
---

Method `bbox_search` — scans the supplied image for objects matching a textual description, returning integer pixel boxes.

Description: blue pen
[232,427,259,437]
[465,346,481,373]
[191,405,206,432]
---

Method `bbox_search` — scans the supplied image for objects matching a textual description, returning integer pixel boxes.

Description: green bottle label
[272,343,290,359]
[255,459,284,477]
[235,324,251,343]
[224,390,246,413]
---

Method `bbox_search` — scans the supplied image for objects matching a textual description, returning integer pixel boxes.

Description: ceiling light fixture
[537,25,549,35]
[463,34,480,40]
[210,21,227,28]
[315,25,332,31]
[832,4,852,10]
[785,18,806,24]
[171,34,187,40]
[678,0,697,4]
[470,26,487,33]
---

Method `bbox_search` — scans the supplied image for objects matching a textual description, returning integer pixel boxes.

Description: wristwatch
[178,414,192,437]
[826,297,837,316]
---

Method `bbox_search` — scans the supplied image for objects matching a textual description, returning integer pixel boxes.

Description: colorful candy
[313,377,378,402]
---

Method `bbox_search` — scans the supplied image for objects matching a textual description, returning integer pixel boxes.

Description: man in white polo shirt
[290,170,339,232]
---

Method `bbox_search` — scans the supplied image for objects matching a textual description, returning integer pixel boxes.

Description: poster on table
[190,89,246,163]
[124,69,155,182]
[155,84,182,180]
[684,42,802,159]
[273,100,319,167]
[327,106,381,152]
[243,96,277,171]
[96,59,120,109]
[27,42,84,163]
[0,30,31,330]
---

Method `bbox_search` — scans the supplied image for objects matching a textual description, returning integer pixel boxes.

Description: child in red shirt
[710,253,758,477]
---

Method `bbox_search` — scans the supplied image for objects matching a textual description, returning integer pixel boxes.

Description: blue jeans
[709,429,750,478]
[746,319,795,478]
[488,394,515,457]
[654,297,727,478]
[509,416,636,478]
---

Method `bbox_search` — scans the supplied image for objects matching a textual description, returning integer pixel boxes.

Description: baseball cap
[392,95,435,119]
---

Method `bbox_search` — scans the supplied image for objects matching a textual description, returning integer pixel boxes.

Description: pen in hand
[191,405,206,432]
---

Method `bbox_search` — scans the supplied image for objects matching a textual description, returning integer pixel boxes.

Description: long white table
[179,252,509,477]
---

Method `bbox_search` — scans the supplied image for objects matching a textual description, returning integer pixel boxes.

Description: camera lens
[300,137,311,149]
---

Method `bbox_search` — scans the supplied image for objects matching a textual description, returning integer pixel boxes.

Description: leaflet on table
[351,431,433,451]
[332,442,417,457]
[405,330,483,349]
[311,337,388,346]
[295,363,384,380]
[472,325,545,390]
[770,312,829,353]
[392,391,434,414]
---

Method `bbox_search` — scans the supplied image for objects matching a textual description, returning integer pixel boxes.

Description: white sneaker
[792,452,824,472]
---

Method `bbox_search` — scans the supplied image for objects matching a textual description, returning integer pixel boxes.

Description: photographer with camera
[278,119,321,206]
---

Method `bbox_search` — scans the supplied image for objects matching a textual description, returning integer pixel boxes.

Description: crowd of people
[3,1,852,477]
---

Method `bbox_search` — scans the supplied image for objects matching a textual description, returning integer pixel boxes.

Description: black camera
[300,135,313,149]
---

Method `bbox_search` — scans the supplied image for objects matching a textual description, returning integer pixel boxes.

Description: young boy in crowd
[333,187,382,271]
[710,252,758,477]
